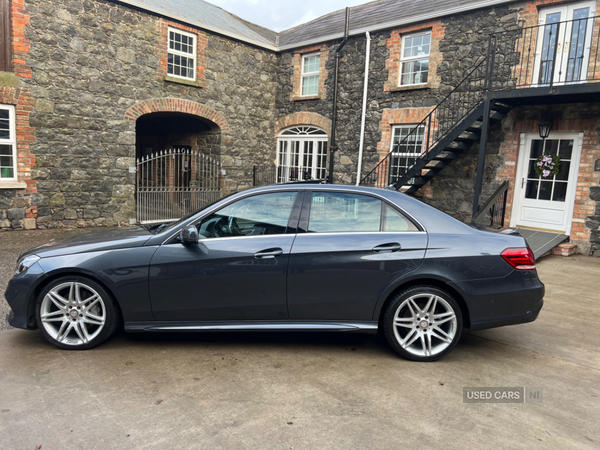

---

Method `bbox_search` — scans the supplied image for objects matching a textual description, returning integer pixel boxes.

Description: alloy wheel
[39,282,106,346]
[392,293,458,358]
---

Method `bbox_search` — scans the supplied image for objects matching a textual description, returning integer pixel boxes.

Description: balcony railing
[488,15,600,90]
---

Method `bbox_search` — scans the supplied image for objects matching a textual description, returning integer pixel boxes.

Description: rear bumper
[451,270,545,331]
[468,298,543,331]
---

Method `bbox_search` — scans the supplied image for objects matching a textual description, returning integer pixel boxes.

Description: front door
[149,191,301,321]
[533,2,595,85]
[510,133,582,234]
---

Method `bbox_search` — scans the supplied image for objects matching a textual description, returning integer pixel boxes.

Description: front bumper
[4,262,48,330]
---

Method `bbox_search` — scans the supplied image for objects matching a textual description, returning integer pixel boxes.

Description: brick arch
[124,98,230,132]
[275,112,332,136]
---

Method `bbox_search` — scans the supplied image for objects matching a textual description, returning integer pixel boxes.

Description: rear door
[287,190,427,320]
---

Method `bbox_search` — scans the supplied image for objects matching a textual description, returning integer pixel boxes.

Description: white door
[511,133,582,234]
[533,2,595,86]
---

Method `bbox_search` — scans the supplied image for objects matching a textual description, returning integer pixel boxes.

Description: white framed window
[0,105,17,181]
[277,126,328,182]
[167,27,197,81]
[389,125,425,183]
[399,31,431,86]
[301,53,320,96]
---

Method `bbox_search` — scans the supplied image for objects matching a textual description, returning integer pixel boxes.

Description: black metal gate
[136,148,221,224]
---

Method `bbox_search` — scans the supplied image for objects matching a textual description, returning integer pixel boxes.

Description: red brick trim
[0,0,36,197]
[290,45,329,101]
[385,21,445,92]
[275,112,332,135]
[11,0,31,79]
[498,119,599,244]
[124,98,230,132]
[156,19,208,88]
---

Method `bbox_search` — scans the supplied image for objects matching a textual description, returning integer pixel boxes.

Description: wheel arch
[374,277,471,329]
[26,269,123,330]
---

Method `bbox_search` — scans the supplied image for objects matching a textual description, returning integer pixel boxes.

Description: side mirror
[180,226,199,244]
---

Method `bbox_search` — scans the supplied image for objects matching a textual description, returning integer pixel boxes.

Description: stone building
[1,0,599,255]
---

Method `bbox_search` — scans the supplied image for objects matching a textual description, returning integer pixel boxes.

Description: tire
[35,276,121,350]
[383,286,463,362]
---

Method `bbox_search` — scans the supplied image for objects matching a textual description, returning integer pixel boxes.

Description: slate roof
[278,0,516,49]
[117,0,279,48]
[115,0,516,51]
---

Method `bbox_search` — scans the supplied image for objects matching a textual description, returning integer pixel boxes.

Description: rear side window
[383,205,419,232]
[308,192,381,232]
[307,192,419,233]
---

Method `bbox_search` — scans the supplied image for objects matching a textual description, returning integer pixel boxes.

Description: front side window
[277,126,328,182]
[400,31,431,86]
[301,53,320,96]
[168,28,196,80]
[389,125,425,183]
[0,105,16,181]
[197,192,298,238]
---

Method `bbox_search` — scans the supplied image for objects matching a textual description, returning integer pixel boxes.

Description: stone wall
[0,0,278,230]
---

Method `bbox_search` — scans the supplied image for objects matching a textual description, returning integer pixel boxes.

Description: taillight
[501,248,536,270]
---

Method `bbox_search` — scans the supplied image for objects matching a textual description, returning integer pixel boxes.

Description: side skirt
[125,320,379,334]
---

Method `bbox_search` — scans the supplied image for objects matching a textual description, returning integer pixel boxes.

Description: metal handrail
[359,56,490,188]
[472,181,509,228]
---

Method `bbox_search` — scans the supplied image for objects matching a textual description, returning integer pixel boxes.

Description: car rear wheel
[383,286,463,362]
[36,277,120,350]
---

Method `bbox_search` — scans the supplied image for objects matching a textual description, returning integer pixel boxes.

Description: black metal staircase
[399,102,510,195]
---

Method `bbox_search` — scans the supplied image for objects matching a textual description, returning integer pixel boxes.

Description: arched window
[277,126,328,182]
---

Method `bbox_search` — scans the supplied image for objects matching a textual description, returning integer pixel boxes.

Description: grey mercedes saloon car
[5,184,544,361]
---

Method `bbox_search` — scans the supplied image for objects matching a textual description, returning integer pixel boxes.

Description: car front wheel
[383,286,463,362]
[36,277,120,350]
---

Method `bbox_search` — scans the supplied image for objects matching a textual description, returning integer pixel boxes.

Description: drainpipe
[356,31,371,185]
[328,7,350,183]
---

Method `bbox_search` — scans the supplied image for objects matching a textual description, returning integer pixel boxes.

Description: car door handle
[254,248,284,259]
[372,243,402,253]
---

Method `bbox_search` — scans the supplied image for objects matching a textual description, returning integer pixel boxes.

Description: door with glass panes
[277,126,328,183]
[533,2,595,85]
[511,133,582,234]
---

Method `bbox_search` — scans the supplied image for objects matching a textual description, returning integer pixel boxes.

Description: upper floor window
[0,0,11,72]
[400,31,431,86]
[0,105,17,180]
[168,28,196,81]
[301,53,320,96]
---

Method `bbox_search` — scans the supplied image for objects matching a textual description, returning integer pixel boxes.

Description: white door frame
[510,132,583,234]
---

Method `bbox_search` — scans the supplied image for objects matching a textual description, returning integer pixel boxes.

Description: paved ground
[0,229,599,449]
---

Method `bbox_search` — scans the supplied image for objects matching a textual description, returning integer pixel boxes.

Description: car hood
[20,227,154,259]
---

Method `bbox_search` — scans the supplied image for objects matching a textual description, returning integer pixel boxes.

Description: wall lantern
[538,120,553,139]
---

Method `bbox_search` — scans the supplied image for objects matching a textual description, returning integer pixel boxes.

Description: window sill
[388,84,431,92]
[0,181,27,190]
[163,75,205,88]
[291,95,321,102]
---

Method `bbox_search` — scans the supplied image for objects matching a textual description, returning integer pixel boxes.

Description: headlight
[15,255,40,275]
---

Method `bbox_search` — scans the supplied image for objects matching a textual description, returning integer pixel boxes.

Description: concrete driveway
[0,229,599,449]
